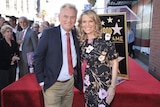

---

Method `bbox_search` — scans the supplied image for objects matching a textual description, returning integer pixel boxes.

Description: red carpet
[111,57,160,107]
[1,57,160,107]
[1,74,44,107]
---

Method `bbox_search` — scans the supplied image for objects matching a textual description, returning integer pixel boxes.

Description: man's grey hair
[60,3,78,15]
[19,16,29,24]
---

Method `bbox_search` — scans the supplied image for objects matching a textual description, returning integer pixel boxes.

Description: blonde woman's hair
[1,25,13,35]
[77,10,102,44]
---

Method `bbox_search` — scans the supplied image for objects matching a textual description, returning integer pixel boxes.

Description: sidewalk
[133,58,149,72]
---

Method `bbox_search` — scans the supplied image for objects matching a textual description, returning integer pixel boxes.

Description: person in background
[42,21,50,27]
[0,17,5,29]
[77,10,119,107]
[34,3,83,107]
[16,22,22,31]
[0,25,20,91]
[9,16,18,34]
[37,22,49,40]
[32,23,40,35]
[3,21,19,81]
[50,23,55,27]
[0,17,5,38]
[127,22,135,58]
[16,16,38,78]
[3,21,10,25]
[3,21,17,41]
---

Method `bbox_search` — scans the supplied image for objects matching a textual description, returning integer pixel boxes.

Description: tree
[41,10,47,21]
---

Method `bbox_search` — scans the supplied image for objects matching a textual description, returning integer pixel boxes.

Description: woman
[37,22,49,40]
[0,25,20,91]
[77,10,119,107]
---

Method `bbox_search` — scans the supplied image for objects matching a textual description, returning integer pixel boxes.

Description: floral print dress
[81,34,118,107]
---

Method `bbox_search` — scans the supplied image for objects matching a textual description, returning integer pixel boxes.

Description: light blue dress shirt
[57,26,77,81]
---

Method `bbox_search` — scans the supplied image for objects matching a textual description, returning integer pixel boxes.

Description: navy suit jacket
[34,25,83,91]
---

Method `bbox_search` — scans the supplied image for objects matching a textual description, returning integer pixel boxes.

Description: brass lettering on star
[112,36,124,43]
[102,27,112,34]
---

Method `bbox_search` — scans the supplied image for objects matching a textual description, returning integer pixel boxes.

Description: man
[34,3,83,107]
[127,22,135,58]
[9,16,18,33]
[0,17,5,38]
[0,17,5,28]
[17,16,38,78]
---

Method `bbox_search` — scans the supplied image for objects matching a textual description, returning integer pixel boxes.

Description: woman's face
[3,28,13,40]
[81,14,96,36]
[39,25,44,33]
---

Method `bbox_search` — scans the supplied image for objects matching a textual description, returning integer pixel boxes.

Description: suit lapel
[23,28,30,42]
[55,26,63,58]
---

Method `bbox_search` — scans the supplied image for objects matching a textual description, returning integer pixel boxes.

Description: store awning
[105,6,140,22]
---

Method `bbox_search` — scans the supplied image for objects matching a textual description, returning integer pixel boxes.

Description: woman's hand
[106,86,116,105]
[12,56,20,62]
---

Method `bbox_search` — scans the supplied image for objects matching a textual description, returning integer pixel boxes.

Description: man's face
[58,7,77,32]
[9,18,15,27]
[0,18,5,27]
[19,18,28,29]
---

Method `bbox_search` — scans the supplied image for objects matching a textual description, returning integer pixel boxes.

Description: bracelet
[109,85,115,89]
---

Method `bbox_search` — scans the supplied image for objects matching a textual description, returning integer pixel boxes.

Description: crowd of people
[0,15,51,107]
[0,3,120,107]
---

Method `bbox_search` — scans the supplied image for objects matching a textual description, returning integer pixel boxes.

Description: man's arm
[34,30,48,84]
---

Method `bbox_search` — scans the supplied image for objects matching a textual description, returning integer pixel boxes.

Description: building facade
[0,0,38,21]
